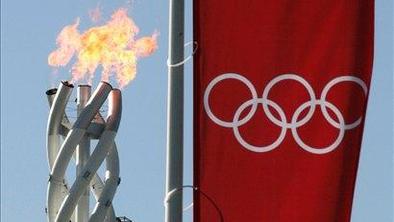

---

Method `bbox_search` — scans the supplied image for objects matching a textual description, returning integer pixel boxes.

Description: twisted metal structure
[46,81,122,222]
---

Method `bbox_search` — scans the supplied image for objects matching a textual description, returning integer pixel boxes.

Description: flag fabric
[193,1,374,221]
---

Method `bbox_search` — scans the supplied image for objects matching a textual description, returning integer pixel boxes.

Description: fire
[48,8,158,88]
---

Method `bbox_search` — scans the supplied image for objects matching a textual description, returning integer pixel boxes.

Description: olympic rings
[203,73,368,154]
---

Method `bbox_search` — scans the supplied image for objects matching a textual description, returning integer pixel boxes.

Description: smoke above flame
[48,8,158,88]
[89,5,102,23]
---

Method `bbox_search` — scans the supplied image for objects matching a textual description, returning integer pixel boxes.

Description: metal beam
[165,0,185,221]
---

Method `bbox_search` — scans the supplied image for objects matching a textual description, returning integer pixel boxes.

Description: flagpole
[165,0,184,221]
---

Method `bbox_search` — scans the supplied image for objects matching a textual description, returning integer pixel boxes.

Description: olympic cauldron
[45,81,124,222]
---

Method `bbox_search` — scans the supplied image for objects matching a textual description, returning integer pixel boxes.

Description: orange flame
[48,8,158,88]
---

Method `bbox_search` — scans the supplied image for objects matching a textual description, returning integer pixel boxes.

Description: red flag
[193,1,374,222]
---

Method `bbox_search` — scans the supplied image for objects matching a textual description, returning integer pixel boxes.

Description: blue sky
[1,0,392,221]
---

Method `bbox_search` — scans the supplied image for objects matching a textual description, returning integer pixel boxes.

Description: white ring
[320,76,367,130]
[291,100,345,154]
[232,98,287,153]
[204,73,258,128]
[262,74,317,128]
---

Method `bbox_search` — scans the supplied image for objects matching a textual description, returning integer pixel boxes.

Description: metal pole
[166,0,184,221]
[76,85,91,222]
